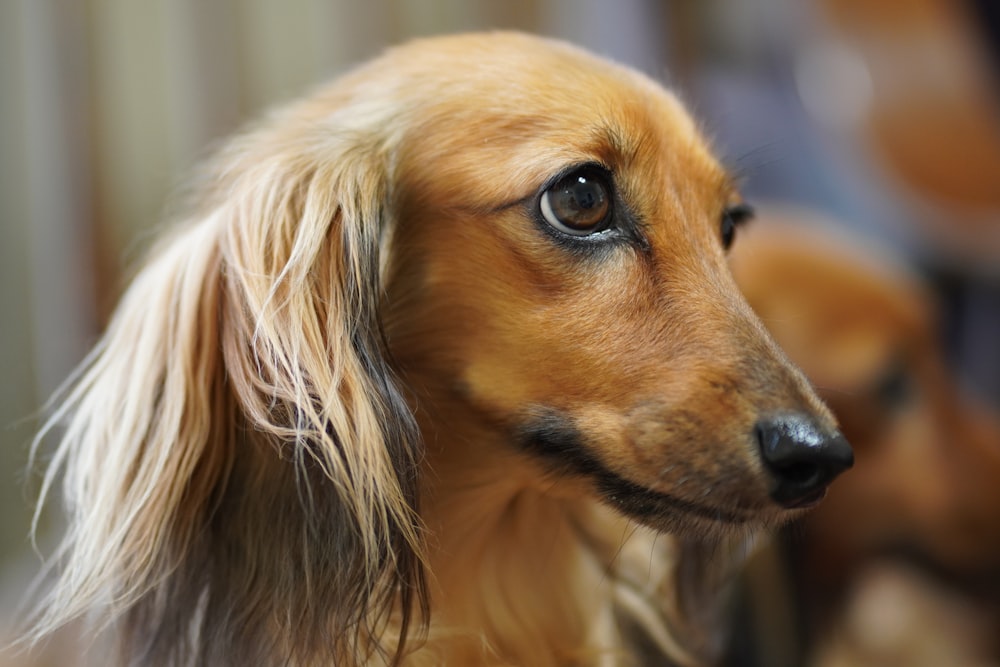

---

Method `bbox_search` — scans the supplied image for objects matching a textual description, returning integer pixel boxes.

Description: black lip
[594,469,749,525]
[776,487,827,510]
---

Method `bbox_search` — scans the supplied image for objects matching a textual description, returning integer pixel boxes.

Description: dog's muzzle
[756,415,854,508]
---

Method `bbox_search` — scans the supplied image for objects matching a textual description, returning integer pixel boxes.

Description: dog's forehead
[374,34,731,206]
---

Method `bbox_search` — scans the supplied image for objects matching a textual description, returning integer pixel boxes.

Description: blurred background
[1,0,998,664]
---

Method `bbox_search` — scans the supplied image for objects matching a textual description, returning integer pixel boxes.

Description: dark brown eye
[721,203,754,250]
[540,168,612,236]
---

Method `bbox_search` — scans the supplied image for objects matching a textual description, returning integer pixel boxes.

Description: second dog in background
[731,209,1000,667]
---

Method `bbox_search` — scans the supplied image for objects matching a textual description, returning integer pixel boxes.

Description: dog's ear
[28,118,426,665]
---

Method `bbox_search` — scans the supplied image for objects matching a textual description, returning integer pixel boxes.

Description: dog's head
[373,34,851,536]
[30,33,850,664]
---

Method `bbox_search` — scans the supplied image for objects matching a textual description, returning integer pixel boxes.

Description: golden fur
[25,34,846,666]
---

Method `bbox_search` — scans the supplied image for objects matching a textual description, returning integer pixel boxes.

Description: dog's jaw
[411,399,744,666]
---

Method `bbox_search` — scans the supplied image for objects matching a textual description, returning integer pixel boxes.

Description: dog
[23,33,852,666]
[728,209,1000,665]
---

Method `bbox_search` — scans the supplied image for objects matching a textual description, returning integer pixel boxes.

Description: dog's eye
[540,168,612,236]
[721,203,754,250]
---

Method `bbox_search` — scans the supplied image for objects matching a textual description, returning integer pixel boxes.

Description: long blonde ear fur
[27,103,426,666]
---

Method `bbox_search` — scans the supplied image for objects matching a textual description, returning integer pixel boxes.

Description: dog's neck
[411,403,745,666]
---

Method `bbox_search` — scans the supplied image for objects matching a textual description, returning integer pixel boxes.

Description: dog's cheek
[453,260,646,406]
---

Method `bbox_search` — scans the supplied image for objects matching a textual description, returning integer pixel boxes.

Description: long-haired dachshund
[25,33,852,666]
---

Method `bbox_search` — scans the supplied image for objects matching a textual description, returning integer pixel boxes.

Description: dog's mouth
[593,469,754,527]
[516,410,771,533]
[513,407,852,534]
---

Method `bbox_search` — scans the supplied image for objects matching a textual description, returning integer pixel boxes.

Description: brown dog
[730,209,1000,664]
[24,34,850,666]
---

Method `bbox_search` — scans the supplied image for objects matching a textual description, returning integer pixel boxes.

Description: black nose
[756,414,854,508]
